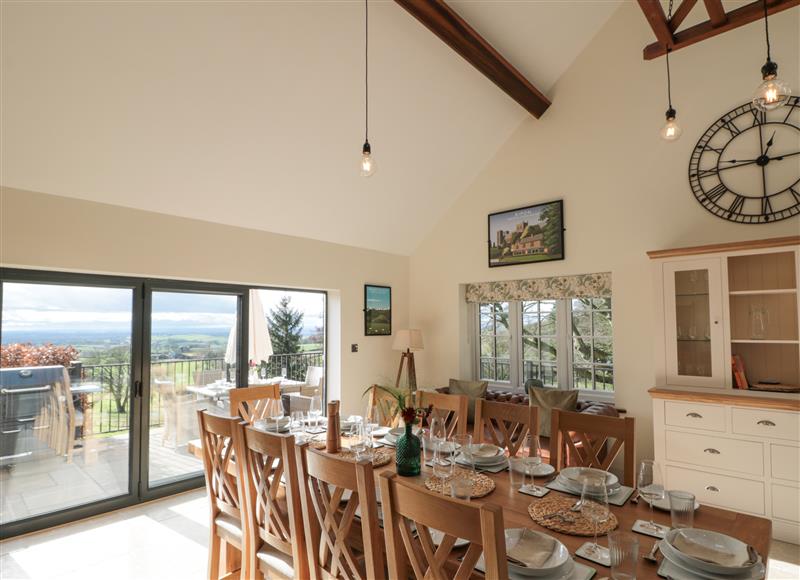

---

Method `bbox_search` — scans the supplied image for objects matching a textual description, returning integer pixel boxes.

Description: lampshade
[392,329,424,352]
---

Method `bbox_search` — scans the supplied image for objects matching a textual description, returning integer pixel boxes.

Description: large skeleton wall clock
[689,96,800,223]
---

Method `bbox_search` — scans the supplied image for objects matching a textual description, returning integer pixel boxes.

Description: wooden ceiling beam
[637,0,674,46]
[670,0,699,31]
[702,0,728,26]
[643,0,800,59]
[393,0,551,118]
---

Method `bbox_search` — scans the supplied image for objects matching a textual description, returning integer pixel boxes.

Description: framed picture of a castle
[488,200,564,267]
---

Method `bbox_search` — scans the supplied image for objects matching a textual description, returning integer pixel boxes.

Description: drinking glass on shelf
[581,476,610,558]
[638,460,666,534]
[608,531,639,580]
[668,490,695,529]
[309,395,322,429]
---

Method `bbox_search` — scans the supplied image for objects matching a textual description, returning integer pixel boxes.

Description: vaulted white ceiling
[1,0,621,255]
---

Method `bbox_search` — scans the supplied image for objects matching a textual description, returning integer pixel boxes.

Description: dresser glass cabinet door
[663,259,726,387]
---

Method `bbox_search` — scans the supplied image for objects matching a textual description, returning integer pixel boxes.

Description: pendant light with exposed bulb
[752,0,791,111]
[359,0,375,177]
[659,0,682,141]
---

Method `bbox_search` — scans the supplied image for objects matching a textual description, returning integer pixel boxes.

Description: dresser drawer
[772,484,800,524]
[664,401,726,432]
[666,465,765,515]
[771,444,800,482]
[665,431,763,476]
[732,407,800,441]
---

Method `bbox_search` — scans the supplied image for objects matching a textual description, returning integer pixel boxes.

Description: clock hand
[764,131,777,156]
[771,150,800,161]
[718,159,760,171]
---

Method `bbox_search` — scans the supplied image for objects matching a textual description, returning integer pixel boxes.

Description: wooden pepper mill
[326,400,341,453]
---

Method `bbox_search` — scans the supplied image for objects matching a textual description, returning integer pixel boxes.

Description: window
[479,302,510,382]
[476,297,613,394]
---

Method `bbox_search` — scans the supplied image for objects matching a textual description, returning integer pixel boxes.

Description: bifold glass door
[145,289,240,488]
[0,279,136,529]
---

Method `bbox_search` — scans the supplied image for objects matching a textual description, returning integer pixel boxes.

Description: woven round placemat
[528,495,618,536]
[424,469,495,499]
[340,448,393,467]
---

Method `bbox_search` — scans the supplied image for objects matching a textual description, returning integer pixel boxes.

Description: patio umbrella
[224,289,273,365]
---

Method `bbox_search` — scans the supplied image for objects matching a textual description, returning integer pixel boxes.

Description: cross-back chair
[550,409,636,486]
[365,384,401,427]
[232,422,307,580]
[230,384,281,423]
[294,442,384,580]
[473,399,539,457]
[197,410,245,580]
[415,391,468,437]
[379,471,508,580]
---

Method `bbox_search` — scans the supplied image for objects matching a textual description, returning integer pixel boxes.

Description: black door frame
[0,267,328,539]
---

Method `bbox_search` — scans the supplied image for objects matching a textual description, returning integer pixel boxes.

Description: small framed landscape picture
[364,285,392,336]
[488,200,564,268]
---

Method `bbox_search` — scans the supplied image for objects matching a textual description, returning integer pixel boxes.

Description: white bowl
[504,528,570,577]
[664,528,759,576]
[559,466,619,488]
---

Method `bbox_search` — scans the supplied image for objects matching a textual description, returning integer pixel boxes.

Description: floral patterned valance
[465,272,612,303]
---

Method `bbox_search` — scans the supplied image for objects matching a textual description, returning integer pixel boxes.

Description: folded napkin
[508,530,557,569]
[470,444,500,458]
[673,532,745,567]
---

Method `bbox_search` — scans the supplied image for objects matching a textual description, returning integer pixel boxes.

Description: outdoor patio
[0,427,202,525]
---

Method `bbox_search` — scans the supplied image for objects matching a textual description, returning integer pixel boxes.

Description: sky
[1,283,324,337]
[365,286,390,310]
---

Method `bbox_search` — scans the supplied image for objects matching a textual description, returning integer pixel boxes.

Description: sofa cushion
[448,379,488,423]
[528,387,578,438]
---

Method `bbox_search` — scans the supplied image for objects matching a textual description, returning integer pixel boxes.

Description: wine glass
[267,398,285,432]
[309,394,322,429]
[581,476,610,560]
[432,438,455,491]
[350,419,369,461]
[290,411,306,442]
[638,459,666,534]
[429,411,446,464]
[452,434,473,473]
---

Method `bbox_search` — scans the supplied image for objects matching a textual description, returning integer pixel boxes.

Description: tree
[540,202,563,257]
[268,296,304,354]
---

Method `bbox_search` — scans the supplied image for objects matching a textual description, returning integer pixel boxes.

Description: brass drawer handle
[704,448,721,455]
[756,420,776,427]
[705,485,719,492]
[686,412,703,419]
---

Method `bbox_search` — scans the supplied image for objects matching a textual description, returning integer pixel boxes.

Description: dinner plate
[644,493,700,511]
[660,540,765,580]
[504,529,571,577]
[559,467,619,488]
[385,426,422,443]
[531,463,555,477]
[429,529,470,548]
[556,474,620,495]
[457,451,507,466]
[664,529,759,576]
[475,554,575,579]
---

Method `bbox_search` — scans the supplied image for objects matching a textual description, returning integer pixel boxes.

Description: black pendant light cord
[364,0,369,145]
[763,0,772,62]
[665,0,675,117]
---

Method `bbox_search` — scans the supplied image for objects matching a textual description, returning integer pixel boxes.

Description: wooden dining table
[372,461,772,579]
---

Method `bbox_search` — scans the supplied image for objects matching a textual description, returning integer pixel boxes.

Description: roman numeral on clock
[705,183,727,203]
[721,120,741,136]
[727,194,745,216]
[750,108,766,127]
[762,196,773,216]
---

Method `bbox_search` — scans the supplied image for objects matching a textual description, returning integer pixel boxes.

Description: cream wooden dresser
[648,237,800,543]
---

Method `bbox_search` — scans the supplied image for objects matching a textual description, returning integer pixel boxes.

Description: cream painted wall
[0,187,408,416]
[408,3,800,464]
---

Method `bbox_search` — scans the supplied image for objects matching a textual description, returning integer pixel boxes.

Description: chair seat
[214,513,243,546]
[257,546,295,579]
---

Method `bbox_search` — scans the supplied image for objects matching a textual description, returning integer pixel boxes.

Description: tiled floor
[1,428,202,524]
[1,489,799,579]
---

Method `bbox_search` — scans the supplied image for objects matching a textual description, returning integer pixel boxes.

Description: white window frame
[472,298,614,403]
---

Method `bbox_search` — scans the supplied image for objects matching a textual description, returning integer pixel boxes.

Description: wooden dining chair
[415,390,468,437]
[549,409,636,487]
[365,384,401,427]
[473,399,539,457]
[230,384,281,423]
[294,442,384,580]
[379,471,508,580]
[231,422,307,580]
[197,410,246,580]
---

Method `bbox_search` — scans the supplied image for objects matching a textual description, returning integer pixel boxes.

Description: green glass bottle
[395,422,421,476]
